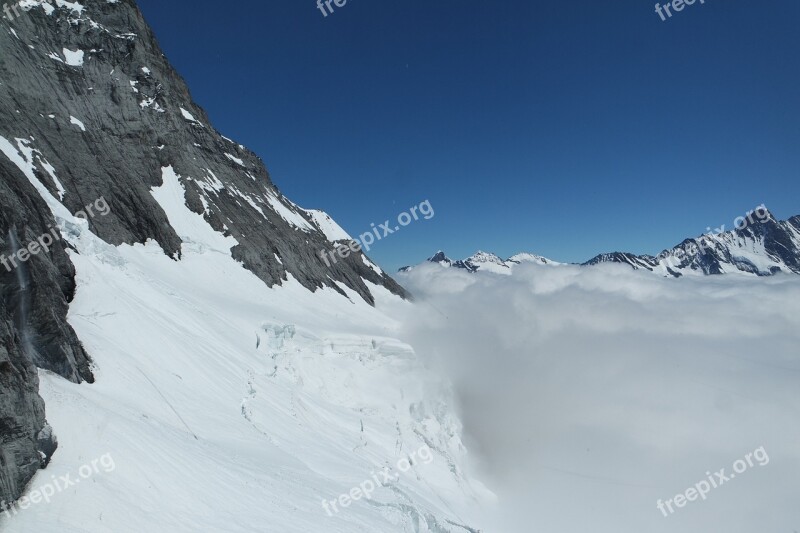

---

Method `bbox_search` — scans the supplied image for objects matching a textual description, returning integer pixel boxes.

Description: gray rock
[0,156,89,505]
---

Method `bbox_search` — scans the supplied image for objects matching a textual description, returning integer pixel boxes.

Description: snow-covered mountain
[401,208,800,278]
[0,1,487,531]
[400,250,557,274]
[506,252,558,267]
[585,208,800,277]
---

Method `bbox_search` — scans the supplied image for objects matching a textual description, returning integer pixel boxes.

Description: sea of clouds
[395,262,800,532]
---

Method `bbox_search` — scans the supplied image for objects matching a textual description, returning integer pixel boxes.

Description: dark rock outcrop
[0,316,55,508]
[0,156,91,506]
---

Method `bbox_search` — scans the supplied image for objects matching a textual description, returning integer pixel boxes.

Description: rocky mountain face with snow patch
[584,208,800,277]
[0,0,405,505]
[0,156,91,504]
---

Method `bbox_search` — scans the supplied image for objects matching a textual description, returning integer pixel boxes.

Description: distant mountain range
[399,208,800,277]
[400,250,557,275]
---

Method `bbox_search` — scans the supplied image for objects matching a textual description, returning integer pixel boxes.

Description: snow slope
[305,209,353,242]
[1,165,489,532]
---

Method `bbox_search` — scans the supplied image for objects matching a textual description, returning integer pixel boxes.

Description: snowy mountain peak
[428,251,452,265]
[506,252,556,266]
[400,250,558,274]
[466,250,506,265]
[586,207,800,277]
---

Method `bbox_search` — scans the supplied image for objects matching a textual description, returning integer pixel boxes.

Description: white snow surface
[0,162,489,532]
[305,209,352,242]
[179,107,201,125]
[361,254,384,276]
[404,250,561,274]
[62,48,84,66]
[295,207,384,274]
[506,252,559,266]
[464,251,512,275]
[69,115,86,131]
[224,153,245,166]
[264,191,315,232]
[0,136,68,204]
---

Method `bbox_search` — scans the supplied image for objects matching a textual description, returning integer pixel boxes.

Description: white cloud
[395,263,800,533]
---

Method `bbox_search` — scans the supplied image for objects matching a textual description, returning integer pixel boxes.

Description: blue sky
[137,0,800,272]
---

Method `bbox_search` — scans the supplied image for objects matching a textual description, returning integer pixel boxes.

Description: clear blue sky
[137,0,800,271]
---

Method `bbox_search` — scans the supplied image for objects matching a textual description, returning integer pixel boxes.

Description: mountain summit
[400,250,558,274]
[585,207,800,277]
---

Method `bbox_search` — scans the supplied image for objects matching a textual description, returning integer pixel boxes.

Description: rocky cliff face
[0,314,51,507]
[0,154,90,505]
[0,0,405,505]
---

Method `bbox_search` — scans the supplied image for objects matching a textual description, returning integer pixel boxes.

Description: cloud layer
[396,263,800,532]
